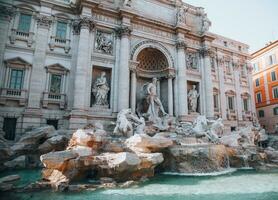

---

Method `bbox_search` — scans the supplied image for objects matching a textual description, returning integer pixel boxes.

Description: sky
[184,0,278,53]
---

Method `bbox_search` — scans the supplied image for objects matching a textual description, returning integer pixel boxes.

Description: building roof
[251,40,278,58]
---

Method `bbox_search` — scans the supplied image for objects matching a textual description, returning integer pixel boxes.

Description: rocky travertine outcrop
[125,134,173,153]
[40,128,172,190]
[163,144,229,173]
[0,126,72,171]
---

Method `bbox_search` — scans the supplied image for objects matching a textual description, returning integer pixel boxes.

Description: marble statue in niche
[186,53,198,70]
[145,77,168,122]
[188,85,199,113]
[92,72,110,106]
[95,31,113,54]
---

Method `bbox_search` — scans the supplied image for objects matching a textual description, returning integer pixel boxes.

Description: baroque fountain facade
[0,0,256,139]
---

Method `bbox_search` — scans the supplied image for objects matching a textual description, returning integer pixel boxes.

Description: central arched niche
[137,48,169,71]
[135,47,170,114]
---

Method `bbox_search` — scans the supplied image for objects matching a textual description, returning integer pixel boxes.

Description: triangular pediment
[45,63,70,73]
[5,57,32,67]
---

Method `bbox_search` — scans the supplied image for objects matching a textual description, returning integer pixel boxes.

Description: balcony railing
[49,36,71,53]
[42,92,67,109]
[10,29,34,47]
[0,88,28,106]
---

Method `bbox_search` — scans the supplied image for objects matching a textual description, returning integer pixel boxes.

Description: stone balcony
[227,109,237,120]
[0,88,28,106]
[49,36,71,53]
[42,92,67,109]
[9,29,34,47]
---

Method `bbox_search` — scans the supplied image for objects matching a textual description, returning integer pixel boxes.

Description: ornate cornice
[36,15,53,29]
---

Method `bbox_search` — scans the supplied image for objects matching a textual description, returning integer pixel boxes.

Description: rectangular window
[273,87,278,99]
[213,94,218,109]
[243,99,248,111]
[49,74,62,94]
[253,63,259,72]
[255,78,260,87]
[9,69,24,89]
[271,71,277,81]
[228,96,234,110]
[268,54,277,65]
[18,14,32,32]
[56,21,67,39]
[258,110,264,118]
[274,107,278,115]
[256,92,262,103]
[3,118,17,141]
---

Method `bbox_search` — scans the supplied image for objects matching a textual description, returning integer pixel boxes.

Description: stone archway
[129,42,175,116]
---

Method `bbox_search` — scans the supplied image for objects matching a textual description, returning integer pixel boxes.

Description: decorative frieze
[95,30,114,55]
[186,52,198,70]
[132,24,175,39]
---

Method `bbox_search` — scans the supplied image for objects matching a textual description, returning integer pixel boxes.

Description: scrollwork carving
[36,15,53,29]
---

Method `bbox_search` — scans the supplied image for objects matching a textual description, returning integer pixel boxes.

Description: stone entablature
[0,0,256,137]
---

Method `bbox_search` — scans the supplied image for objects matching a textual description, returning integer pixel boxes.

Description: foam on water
[101,172,278,196]
[162,168,237,176]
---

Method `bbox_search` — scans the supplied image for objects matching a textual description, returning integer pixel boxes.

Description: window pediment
[225,90,236,96]
[5,57,32,69]
[45,63,69,75]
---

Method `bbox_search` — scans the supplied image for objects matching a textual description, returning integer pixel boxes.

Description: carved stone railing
[49,36,71,53]
[42,92,66,109]
[10,29,34,47]
[227,109,237,120]
[0,88,28,106]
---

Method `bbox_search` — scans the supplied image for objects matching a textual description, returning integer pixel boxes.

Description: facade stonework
[0,0,255,140]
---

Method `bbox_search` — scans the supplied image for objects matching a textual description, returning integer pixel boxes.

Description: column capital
[129,61,139,73]
[73,16,95,34]
[176,40,187,50]
[115,26,132,37]
[36,15,53,29]
[0,5,16,21]
[166,68,176,79]
[199,46,213,57]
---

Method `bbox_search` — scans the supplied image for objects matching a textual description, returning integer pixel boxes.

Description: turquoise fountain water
[1,169,278,200]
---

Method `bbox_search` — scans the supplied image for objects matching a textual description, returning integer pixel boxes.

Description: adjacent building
[252,40,278,134]
[0,0,256,140]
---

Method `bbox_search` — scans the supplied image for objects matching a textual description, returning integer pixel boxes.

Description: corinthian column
[176,41,188,118]
[117,26,131,111]
[72,16,94,111]
[27,15,53,108]
[167,72,175,116]
[201,47,214,119]
[234,61,243,121]
[217,57,227,120]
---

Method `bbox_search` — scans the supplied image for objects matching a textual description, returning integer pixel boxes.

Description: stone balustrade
[49,36,71,53]
[10,29,34,47]
[0,88,28,106]
[42,92,67,109]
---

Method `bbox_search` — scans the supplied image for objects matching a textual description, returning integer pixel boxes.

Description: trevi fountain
[0,0,278,200]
